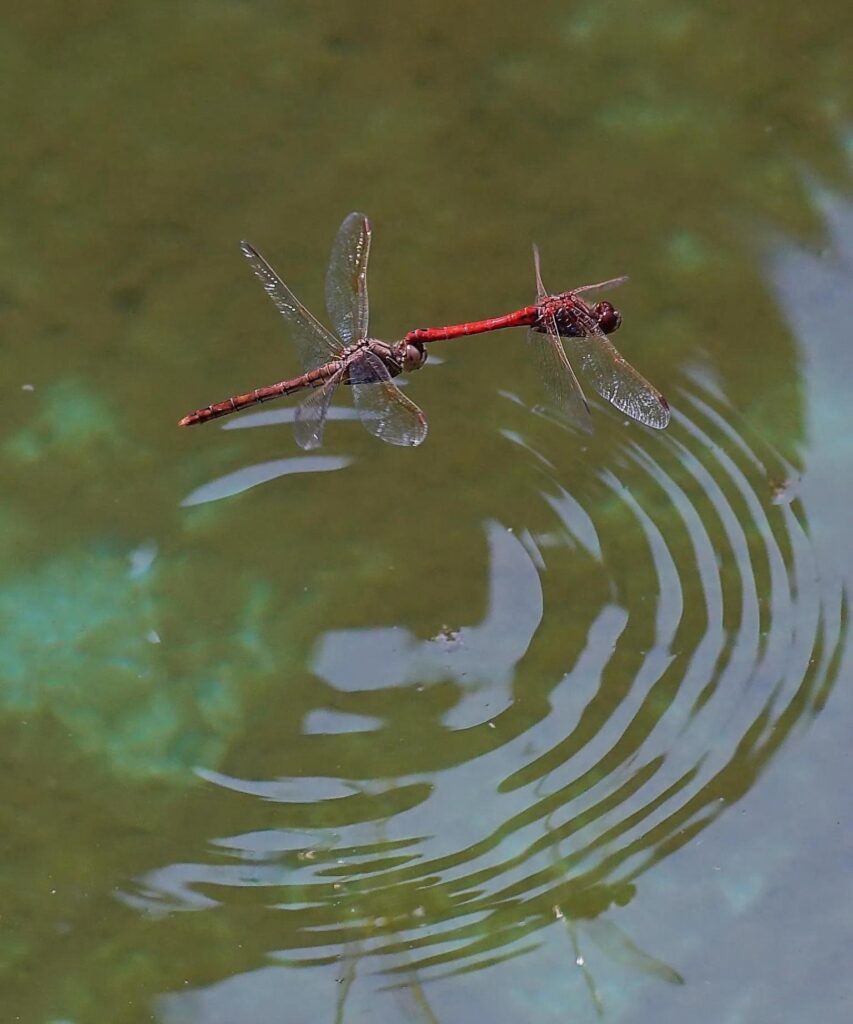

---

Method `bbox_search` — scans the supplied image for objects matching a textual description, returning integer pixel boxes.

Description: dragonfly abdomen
[178,364,337,426]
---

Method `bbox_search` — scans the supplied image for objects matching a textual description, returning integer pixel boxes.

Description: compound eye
[594,301,622,334]
[404,343,427,371]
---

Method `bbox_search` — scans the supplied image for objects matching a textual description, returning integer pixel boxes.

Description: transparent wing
[293,367,344,450]
[530,246,592,432]
[582,919,684,985]
[527,319,592,433]
[533,245,628,300]
[326,212,370,347]
[239,241,341,370]
[572,275,629,296]
[532,246,667,427]
[348,350,428,447]
[570,305,671,429]
[532,243,548,304]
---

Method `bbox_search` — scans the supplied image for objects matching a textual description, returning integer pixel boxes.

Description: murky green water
[2,1,851,1021]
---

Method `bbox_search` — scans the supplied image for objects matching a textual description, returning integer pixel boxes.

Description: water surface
[2,1,851,1021]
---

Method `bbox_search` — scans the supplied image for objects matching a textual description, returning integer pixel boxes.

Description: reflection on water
[181,454,352,506]
[142,360,845,1021]
[763,177,853,578]
[313,520,543,727]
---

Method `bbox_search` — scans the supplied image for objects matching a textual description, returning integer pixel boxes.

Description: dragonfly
[404,246,670,432]
[179,213,429,449]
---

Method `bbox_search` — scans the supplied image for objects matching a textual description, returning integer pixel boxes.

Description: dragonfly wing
[535,241,628,300]
[293,367,344,450]
[572,275,629,297]
[582,919,684,985]
[532,244,591,430]
[532,243,548,303]
[570,308,670,429]
[527,314,592,433]
[348,350,428,447]
[239,241,341,370]
[326,212,370,348]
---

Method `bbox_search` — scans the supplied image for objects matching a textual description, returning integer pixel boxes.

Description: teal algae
[0,545,276,781]
[3,379,122,463]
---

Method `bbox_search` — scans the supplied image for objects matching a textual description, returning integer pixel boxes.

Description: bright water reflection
[136,361,843,1023]
[180,455,352,507]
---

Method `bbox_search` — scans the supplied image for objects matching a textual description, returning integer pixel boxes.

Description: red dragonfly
[179,213,429,449]
[405,246,670,431]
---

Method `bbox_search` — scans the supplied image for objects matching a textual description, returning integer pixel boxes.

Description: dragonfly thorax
[539,294,623,338]
[377,339,427,375]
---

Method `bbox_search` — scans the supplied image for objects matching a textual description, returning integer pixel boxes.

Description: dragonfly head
[593,301,622,335]
[401,341,428,373]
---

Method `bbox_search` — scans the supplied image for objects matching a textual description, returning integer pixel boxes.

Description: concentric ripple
[142,373,845,1021]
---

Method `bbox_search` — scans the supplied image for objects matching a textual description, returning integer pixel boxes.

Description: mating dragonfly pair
[179,213,670,447]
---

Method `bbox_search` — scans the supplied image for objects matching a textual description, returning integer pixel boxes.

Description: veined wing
[293,366,345,450]
[239,241,341,370]
[572,275,629,296]
[527,319,592,433]
[348,350,428,447]
[582,918,684,985]
[570,305,670,429]
[326,212,371,347]
[530,245,592,432]
[532,243,548,304]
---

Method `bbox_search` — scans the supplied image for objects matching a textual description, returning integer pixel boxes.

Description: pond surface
[2,2,851,1021]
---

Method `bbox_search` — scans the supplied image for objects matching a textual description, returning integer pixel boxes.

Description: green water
[2,1,851,1021]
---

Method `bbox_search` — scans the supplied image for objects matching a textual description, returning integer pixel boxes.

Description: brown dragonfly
[405,246,670,432]
[179,213,429,449]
